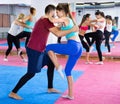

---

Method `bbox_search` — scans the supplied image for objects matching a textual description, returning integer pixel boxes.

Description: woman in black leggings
[85,10,106,65]
[16,7,36,47]
[4,13,31,62]
[79,14,93,64]
[104,15,112,54]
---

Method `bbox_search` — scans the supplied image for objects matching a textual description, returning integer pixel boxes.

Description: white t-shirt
[96,21,106,32]
[106,23,112,32]
[8,21,20,36]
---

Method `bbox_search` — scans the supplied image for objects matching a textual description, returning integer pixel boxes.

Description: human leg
[16,31,26,39]
[85,32,95,47]
[63,47,82,98]
[94,31,103,63]
[9,47,44,99]
[42,52,60,93]
[45,50,64,78]
[104,30,111,53]
[24,32,31,47]
[4,34,13,61]
[79,35,91,63]
[16,31,27,48]
[111,31,119,46]
[13,37,26,61]
[46,41,81,78]
[9,73,35,100]
[46,40,80,68]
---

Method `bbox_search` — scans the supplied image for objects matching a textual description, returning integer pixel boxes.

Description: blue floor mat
[82,43,113,52]
[0,65,84,104]
[0,41,25,47]
[0,42,113,52]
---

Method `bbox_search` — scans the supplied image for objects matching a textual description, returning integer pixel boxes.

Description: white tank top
[8,21,20,36]
[96,20,106,32]
[106,23,112,32]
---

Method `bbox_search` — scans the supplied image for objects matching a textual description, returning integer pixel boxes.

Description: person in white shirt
[104,15,112,54]
[85,10,106,65]
[4,13,31,62]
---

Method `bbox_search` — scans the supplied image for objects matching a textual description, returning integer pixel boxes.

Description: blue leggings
[111,30,119,41]
[46,40,82,76]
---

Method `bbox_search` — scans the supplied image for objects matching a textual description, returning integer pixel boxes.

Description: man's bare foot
[8,92,22,100]
[48,88,61,93]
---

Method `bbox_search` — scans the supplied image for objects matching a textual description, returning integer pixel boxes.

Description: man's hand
[71,25,79,32]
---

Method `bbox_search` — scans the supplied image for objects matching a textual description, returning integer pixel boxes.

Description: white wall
[0,0,120,5]
[51,0,119,3]
[0,0,31,5]
[0,5,11,14]
[31,0,58,20]
[0,5,29,16]
[13,6,30,16]
[0,5,30,24]
[76,6,120,41]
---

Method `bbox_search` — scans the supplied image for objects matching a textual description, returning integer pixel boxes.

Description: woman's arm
[56,23,63,28]
[15,20,32,29]
[86,21,96,28]
[49,25,79,37]
[22,15,31,22]
[90,19,97,23]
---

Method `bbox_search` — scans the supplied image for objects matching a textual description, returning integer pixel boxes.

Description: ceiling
[0,0,31,5]
[0,0,120,5]
[53,0,120,3]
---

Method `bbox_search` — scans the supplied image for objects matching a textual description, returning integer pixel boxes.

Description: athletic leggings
[104,30,111,52]
[46,39,82,76]
[12,54,54,93]
[79,35,89,52]
[111,30,119,42]
[16,31,31,47]
[85,30,103,61]
[5,33,20,56]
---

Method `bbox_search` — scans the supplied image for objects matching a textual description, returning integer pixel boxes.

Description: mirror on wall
[0,1,119,58]
[75,2,120,58]
[76,2,115,25]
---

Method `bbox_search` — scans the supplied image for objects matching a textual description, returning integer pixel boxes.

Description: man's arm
[90,19,97,23]
[49,25,79,37]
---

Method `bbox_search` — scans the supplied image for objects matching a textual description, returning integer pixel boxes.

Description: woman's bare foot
[57,65,64,79]
[62,95,74,100]
[48,88,61,93]
[8,92,22,100]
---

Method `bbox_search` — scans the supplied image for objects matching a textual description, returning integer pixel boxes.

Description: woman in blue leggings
[111,19,119,47]
[46,3,82,100]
